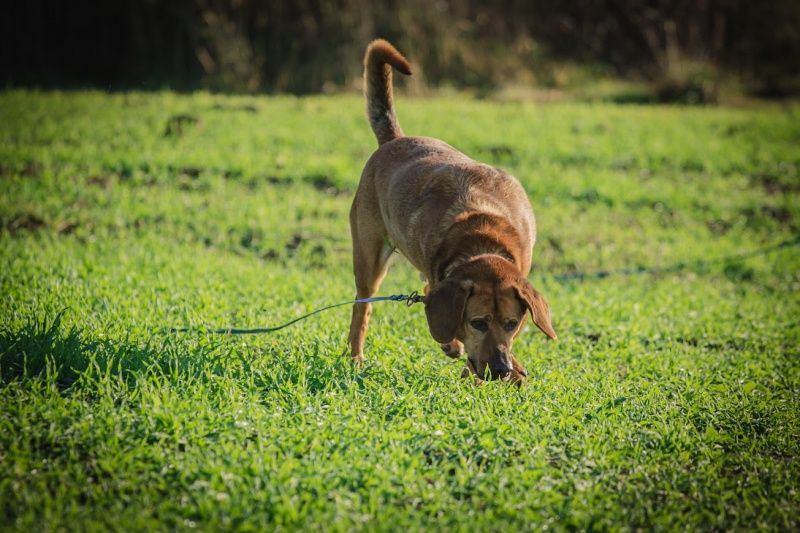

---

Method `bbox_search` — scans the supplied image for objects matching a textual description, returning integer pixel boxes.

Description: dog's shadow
[0,313,368,395]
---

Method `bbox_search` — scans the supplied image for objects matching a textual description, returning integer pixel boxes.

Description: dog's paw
[501,369,526,387]
[441,340,465,359]
[510,353,528,377]
[342,346,365,366]
[461,365,484,385]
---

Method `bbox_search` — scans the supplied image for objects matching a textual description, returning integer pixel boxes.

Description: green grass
[1,90,799,531]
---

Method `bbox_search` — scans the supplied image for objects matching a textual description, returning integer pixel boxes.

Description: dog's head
[424,256,556,381]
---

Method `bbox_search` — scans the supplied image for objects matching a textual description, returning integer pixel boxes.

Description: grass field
[1,90,799,531]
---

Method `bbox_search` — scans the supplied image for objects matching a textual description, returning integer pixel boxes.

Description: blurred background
[2,0,799,102]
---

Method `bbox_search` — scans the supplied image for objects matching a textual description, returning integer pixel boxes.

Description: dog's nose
[491,355,511,369]
[489,347,513,377]
[489,362,512,376]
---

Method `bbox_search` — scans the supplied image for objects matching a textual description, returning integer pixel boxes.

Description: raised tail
[363,39,412,145]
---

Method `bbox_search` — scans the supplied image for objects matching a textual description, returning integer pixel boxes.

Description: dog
[347,39,556,382]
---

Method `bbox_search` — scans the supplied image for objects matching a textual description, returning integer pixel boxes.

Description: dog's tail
[364,39,412,145]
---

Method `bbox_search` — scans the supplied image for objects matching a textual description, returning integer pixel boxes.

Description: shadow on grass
[0,313,363,395]
[0,312,162,389]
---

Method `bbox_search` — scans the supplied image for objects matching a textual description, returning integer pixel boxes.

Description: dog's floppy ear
[424,279,473,343]
[514,278,557,340]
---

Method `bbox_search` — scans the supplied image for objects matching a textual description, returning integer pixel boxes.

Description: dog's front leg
[347,301,372,364]
[510,353,528,377]
[347,247,391,363]
[347,203,392,363]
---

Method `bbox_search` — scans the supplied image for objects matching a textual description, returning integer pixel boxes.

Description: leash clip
[405,290,422,307]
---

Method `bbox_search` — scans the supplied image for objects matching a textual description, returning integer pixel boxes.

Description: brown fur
[348,40,556,381]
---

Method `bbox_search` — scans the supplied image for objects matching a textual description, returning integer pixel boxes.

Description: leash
[172,236,798,335]
[172,292,423,335]
[549,235,800,282]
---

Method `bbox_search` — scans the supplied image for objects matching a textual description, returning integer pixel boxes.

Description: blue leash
[173,236,799,335]
[550,235,800,282]
[172,292,423,335]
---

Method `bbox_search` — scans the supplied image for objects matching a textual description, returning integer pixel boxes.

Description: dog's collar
[441,251,516,281]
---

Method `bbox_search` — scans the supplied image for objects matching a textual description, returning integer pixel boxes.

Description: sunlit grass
[1,90,798,530]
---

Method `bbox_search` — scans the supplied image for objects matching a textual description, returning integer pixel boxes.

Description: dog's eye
[504,320,519,332]
[470,319,489,332]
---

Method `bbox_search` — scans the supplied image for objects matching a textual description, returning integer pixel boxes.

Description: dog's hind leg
[347,197,393,363]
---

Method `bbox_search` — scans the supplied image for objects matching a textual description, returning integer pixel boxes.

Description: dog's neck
[431,212,523,283]
[440,251,516,281]
[431,211,523,284]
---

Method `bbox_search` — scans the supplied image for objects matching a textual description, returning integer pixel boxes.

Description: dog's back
[361,41,534,282]
[364,137,534,282]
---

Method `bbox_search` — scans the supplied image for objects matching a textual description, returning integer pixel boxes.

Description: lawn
[1,90,799,531]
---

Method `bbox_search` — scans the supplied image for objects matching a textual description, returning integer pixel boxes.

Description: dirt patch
[130,215,164,230]
[546,237,564,255]
[210,103,257,113]
[706,219,733,236]
[4,213,46,234]
[675,336,750,352]
[266,176,292,186]
[164,114,202,137]
[166,166,202,179]
[311,243,327,258]
[483,145,515,162]
[584,332,602,344]
[21,161,42,177]
[240,175,293,189]
[304,175,348,196]
[180,167,201,178]
[222,169,243,180]
[721,123,746,137]
[750,173,799,195]
[761,206,792,223]
[740,205,794,228]
[238,228,263,250]
[225,172,348,194]
[610,155,638,171]
[1,161,42,178]
[285,233,305,252]
[56,221,80,235]
[571,189,614,207]
[261,249,280,261]
[706,205,793,234]
[86,175,112,188]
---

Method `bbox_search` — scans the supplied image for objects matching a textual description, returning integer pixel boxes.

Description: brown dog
[347,39,556,381]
